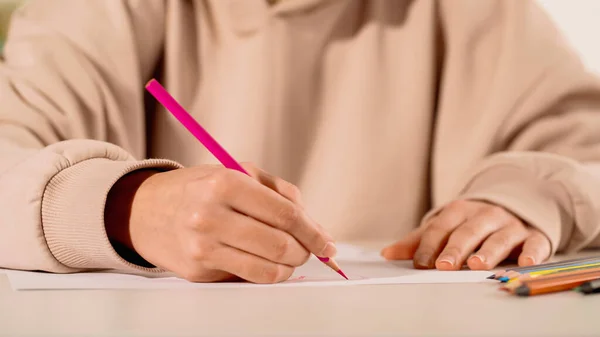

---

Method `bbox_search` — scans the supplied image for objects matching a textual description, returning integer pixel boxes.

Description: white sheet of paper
[1,244,492,290]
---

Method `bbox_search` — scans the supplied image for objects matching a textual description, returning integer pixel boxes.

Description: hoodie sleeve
[0,0,182,274]
[427,0,600,256]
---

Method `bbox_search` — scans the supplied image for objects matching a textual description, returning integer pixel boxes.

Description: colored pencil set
[487,256,600,296]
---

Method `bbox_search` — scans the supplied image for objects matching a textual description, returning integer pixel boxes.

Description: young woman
[0,0,599,283]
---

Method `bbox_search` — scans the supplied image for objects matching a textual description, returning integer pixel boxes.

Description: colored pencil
[511,270,600,296]
[511,259,600,276]
[579,278,600,294]
[490,256,600,279]
[502,266,600,291]
[145,79,347,280]
[508,263,600,283]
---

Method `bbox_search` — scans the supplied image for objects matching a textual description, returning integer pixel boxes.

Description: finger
[467,223,529,270]
[412,204,469,269]
[435,208,511,270]
[206,244,294,284]
[381,227,425,260]
[241,163,304,207]
[221,170,336,258]
[518,229,551,267]
[217,210,310,267]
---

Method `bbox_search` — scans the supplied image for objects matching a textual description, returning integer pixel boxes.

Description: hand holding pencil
[104,79,345,284]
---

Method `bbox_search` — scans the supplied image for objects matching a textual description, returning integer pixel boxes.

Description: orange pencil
[512,270,600,296]
[502,266,600,291]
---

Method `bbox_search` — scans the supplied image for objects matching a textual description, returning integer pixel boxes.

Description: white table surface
[1,252,600,337]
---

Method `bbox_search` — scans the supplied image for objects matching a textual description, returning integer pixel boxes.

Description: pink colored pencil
[145,79,347,280]
[145,79,248,174]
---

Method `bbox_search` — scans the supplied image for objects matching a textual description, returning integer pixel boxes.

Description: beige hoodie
[1,0,600,274]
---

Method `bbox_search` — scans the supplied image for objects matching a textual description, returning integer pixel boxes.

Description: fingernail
[470,254,485,264]
[319,242,337,258]
[522,256,535,266]
[414,253,432,268]
[437,255,455,268]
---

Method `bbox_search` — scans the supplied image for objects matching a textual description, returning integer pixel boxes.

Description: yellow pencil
[507,263,600,283]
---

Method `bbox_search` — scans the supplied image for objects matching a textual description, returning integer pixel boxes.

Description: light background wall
[537,0,600,74]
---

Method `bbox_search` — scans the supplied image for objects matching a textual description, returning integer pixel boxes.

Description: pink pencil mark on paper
[287,275,367,282]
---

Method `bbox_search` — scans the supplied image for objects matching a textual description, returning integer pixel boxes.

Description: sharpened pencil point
[580,283,593,294]
[486,274,496,279]
[515,285,530,297]
[337,269,348,280]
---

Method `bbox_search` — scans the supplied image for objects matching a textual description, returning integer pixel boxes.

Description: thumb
[381,227,424,260]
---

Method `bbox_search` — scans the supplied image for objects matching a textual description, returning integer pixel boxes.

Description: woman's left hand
[381,200,552,270]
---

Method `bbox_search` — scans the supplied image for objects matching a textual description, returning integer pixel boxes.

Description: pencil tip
[515,285,530,297]
[337,269,348,280]
[580,283,593,294]
[486,274,496,279]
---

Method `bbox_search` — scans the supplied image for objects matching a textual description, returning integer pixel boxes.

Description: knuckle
[442,246,462,257]
[532,231,550,245]
[414,246,435,258]
[273,237,293,260]
[187,241,213,261]
[456,225,479,239]
[187,209,209,228]
[277,205,301,227]
[422,223,450,242]
[509,221,528,236]
[309,229,325,246]
[426,218,446,232]
[492,234,512,250]
[204,170,234,199]
[257,265,283,284]
[283,182,302,199]
[186,209,217,234]
[481,206,506,219]
[526,232,550,251]
[241,162,259,175]
[446,199,469,212]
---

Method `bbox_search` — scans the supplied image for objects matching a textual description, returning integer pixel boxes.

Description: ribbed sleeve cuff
[41,158,182,272]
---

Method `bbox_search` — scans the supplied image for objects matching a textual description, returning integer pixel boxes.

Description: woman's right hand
[105,163,337,283]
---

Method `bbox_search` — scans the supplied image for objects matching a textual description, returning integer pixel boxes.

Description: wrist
[105,169,160,267]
